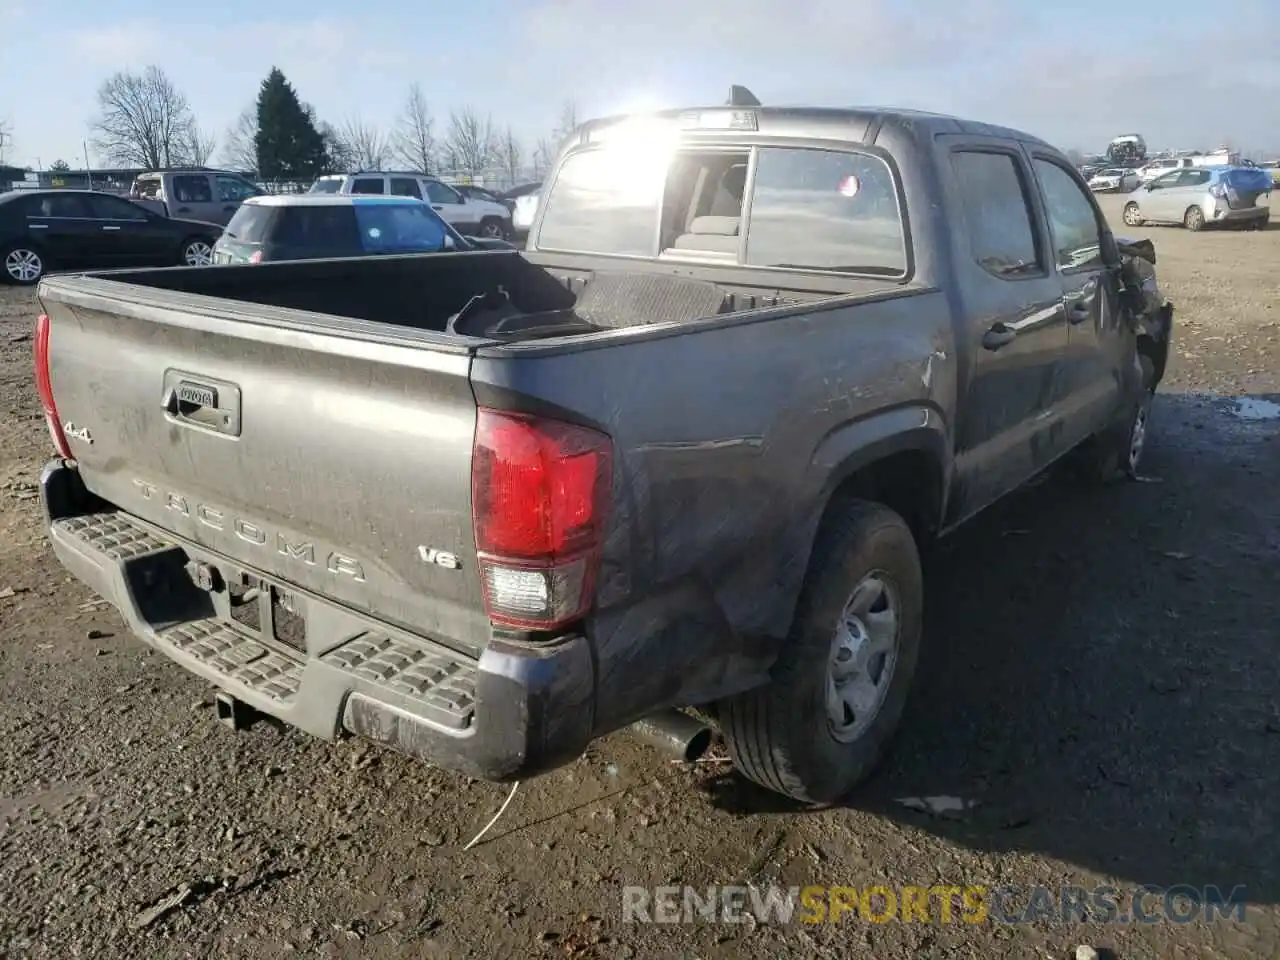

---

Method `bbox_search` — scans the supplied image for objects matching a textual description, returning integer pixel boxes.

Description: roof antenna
[726,85,761,107]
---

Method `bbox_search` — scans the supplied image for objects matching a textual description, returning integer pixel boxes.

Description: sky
[2,0,1279,170]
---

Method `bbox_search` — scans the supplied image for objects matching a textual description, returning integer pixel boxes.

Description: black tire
[719,500,923,803]
[179,237,215,267]
[1184,206,1205,231]
[1075,354,1157,484]
[478,217,509,240]
[2,242,46,286]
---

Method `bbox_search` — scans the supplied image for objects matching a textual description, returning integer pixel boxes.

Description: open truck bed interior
[77,250,895,343]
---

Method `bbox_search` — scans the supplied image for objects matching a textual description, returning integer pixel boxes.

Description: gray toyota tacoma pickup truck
[33,92,1172,803]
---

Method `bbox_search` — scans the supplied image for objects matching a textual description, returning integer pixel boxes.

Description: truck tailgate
[40,283,491,656]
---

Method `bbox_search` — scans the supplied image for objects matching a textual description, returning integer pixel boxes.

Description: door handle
[101,225,122,231]
[982,324,1017,351]
[176,206,191,213]
[431,204,443,210]
[1063,298,1092,324]
[29,223,48,229]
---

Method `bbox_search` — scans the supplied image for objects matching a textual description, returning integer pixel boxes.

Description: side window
[1148,172,1179,190]
[171,174,213,203]
[30,195,91,218]
[84,195,148,220]
[350,178,385,195]
[273,206,360,254]
[1031,159,1103,272]
[949,151,1040,278]
[216,175,261,203]
[133,177,163,199]
[744,147,907,275]
[425,181,462,204]
[390,178,423,199]
[1179,170,1210,187]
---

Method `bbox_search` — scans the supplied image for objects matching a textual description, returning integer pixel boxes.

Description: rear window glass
[223,205,274,244]
[273,205,360,254]
[350,178,385,195]
[310,179,344,194]
[354,203,449,253]
[537,143,906,274]
[537,147,665,256]
[1224,168,1273,192]
[745,147,906,275]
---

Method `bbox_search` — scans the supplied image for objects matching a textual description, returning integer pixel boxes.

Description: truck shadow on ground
[700,393,1280,903]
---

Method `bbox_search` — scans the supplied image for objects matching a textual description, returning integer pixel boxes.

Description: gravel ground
[1,197,1278,959]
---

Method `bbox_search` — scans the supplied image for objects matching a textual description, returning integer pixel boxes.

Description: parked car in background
[454,184,506,207]
[1122,166,1271,231]
[1136,156,1194,183]
[129,169,265,226]
[1,188,220,284]
[309,172,513,239]
[212,195,513,265]
[1259,160,1280,186]
[501,181,542,241]
[1088,167,1140,192]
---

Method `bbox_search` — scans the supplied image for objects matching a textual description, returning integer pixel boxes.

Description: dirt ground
[1,196,1278,959]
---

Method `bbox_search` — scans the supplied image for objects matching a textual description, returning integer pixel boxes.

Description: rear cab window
[535,134,908,277]
[309,178,344,194]
[171,174,213,203]
[350,177,385,195]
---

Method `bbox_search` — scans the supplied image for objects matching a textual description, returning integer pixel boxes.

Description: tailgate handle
[161,372,242,437]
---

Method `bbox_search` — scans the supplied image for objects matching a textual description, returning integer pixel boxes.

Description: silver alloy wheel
[1128,396,1151,473]
[183,241,213,266]
[826,572,900,743]
[1123,204,1142,226]
[4,248,43,283]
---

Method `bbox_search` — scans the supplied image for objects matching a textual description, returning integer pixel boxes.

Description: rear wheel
[719,500,923,803]
[1183,206,1205,231]
[2,244,45,285]
[1122,202,1144,226]
[180,238,214,266]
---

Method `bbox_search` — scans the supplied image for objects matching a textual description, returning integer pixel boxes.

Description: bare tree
[336,117,388,170]
[553,100,579,142]
[220,108,259,173]
[393,82,436,174]
[495,127,523,185]
[179,126,217,166]
[444,108,495,176]
[90,66,200,169]
[532,137,556,178]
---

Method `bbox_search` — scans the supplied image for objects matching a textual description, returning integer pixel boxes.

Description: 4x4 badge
[62,422,93,445]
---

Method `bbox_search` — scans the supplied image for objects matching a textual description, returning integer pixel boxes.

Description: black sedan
[0,189,222,285]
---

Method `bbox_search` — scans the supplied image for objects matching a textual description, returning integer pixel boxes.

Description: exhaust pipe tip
[629,709,713,763]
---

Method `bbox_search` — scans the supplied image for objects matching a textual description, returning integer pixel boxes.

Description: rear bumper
[40,460,595,781]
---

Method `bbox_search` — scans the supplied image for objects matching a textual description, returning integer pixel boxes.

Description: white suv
[310,172,513,239]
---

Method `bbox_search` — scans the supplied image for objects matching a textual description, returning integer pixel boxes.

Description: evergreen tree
[254,67,326,180]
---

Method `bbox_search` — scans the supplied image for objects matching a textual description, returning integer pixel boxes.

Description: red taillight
[471,409,612,630]
[33,313,72,460]
[1209,184,1226,199]
[248,250,264,264]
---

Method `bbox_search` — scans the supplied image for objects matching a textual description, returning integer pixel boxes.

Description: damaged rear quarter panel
[470,288,956,733]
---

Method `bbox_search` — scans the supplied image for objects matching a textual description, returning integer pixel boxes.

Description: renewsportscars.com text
[621,884,1249,925]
